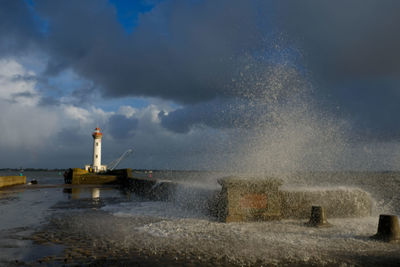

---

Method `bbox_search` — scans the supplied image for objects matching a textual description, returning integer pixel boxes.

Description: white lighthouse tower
[85,127,107,172]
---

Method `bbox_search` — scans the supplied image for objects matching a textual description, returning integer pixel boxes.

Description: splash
[211,57,350,177]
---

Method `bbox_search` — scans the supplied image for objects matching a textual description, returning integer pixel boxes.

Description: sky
[1,0,400,171]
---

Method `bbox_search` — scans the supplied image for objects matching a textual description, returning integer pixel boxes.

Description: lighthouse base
[84,165,107,173]
[65,168,131,184]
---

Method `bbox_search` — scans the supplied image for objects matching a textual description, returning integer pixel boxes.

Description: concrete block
[216,177,283,222]
[212,177,372,222]
[0,176,26,188]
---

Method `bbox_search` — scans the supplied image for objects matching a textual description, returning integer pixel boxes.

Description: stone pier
[0,176,26,188]
[63,169,374,223]
[64,168,132,184]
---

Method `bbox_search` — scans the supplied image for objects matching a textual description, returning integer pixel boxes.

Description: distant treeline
[133,169,207,173]
[0,168,217,172]
[0,168,67,172]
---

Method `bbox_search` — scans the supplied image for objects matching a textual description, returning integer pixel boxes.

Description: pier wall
[118,175,374,222]
[124,176,179,201]
[63,169,374,222]
[123,176,220,214]
[65,168,132,184]
[0,176,26,188]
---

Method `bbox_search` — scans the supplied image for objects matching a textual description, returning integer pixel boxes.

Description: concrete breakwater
[64,169,373,222]
[120,174,373,222]
[0,175,26,188]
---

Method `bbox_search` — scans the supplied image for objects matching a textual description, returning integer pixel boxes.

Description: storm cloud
[1,0,400,169]
[108,114,139,139]
[2,1,399,94]
[16,0,399,138]
[9,0,269,104]
[277,0,400,80]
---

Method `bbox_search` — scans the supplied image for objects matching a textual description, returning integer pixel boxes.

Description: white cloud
[0,59,39,106]
[0,59,114,167]
[63,105,91,123]
[117,105,137,118]
[0,59,57,150]
[0,99,58,149]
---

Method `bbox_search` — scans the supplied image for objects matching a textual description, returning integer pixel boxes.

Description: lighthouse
[85,127,107,172]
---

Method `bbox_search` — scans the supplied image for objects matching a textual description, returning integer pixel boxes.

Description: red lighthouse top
[92,127,103,139]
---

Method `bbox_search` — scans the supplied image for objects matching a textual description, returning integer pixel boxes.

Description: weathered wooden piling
[371,215,400,242]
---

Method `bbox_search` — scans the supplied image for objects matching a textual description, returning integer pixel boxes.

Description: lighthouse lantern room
[85,127,107,172]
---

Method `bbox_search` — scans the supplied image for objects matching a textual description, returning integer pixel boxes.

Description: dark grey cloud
[10,74,38,82]
[38,95,60,106]
[159,64,308,134]
[159,98,241,133]
[277,0,400,81]
[159,61,309,133]
[2,0,400,140]
[4,91,38,104]
[55,127,89,146]
[159,99,272,134]
[108,114,138,139]
[13,0,271,103]
[0,0,40,57]
[274,0,400,140]
[323,81,400,141]
[12,91,33,97]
